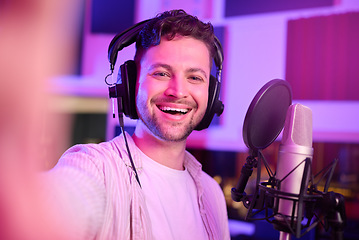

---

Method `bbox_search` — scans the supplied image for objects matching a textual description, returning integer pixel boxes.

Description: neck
[132,126,187,170]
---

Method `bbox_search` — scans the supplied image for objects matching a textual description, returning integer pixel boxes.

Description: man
[45,9,230,239]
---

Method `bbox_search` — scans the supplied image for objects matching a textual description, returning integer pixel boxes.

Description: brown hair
[134,9,215,64]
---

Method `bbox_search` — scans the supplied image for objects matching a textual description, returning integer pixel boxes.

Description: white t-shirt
[139,150,208,240]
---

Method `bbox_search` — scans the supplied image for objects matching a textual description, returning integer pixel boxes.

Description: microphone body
[275,104,313,220]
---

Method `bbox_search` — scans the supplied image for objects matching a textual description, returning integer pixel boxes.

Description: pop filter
[243,79,292,154]
[231,79,292,202]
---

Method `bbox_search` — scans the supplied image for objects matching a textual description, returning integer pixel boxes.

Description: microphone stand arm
[231,151,258,202]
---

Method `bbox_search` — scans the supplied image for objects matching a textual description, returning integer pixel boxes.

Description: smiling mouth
[158,106,190,115]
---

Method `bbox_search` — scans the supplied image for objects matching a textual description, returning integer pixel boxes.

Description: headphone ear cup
[195,75,224,131]
[117,60,138,119]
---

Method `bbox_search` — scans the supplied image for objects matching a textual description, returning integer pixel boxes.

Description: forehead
[140,36,211,72]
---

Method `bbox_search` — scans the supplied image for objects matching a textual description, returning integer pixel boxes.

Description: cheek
[137,78,167,101]
[135,69,151,104]
[136,77,150,99]
[135,81,148,110]
[135,79,158,108]
[194,86,209,110]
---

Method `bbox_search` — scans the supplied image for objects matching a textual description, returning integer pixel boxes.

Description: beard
[136,97,205,142]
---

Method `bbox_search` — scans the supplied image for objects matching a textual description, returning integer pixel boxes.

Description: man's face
[135,35,211,142]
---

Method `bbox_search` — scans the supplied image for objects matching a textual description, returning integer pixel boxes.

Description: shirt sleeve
[39,144,107,240]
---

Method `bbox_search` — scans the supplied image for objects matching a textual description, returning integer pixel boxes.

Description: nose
[164,77,189,98]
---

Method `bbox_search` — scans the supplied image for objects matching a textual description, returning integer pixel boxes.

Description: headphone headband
[108,20,224,78]
[108,19,151,71]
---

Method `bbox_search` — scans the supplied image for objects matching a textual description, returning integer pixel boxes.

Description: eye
[152,71,170,79]
[188,75,204,83]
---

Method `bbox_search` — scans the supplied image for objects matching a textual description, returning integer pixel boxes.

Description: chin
[156,125,194,142]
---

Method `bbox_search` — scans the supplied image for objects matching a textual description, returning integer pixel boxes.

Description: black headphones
[107,19,224,130]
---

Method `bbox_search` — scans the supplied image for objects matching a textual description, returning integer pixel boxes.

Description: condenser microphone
[275,103,313,223]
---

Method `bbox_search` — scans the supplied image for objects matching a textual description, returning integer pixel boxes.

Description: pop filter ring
[243,79,292,155]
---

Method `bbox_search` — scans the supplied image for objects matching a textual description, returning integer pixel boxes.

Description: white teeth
[160,106,189,114]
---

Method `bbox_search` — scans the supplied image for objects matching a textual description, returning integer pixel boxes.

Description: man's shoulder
[65,136,124,155]
[58,136,126,167]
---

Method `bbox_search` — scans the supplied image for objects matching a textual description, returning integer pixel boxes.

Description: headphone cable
[119,113,142,188]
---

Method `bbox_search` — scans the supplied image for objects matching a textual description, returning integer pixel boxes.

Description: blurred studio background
[1,0,359,239]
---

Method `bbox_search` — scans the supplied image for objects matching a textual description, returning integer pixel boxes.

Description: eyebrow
[149,63,208,79]
[187,67,208,79]
[149,63,172,72]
